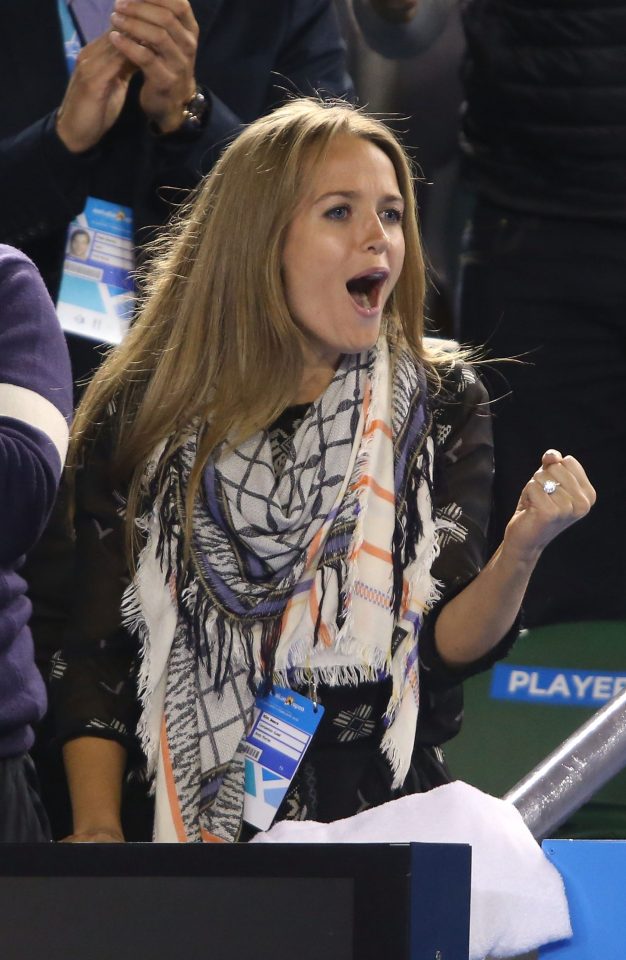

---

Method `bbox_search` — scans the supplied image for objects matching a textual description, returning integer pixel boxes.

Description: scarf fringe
[121,575,153,751]
[275,661,383,690]
[120,504,173,779]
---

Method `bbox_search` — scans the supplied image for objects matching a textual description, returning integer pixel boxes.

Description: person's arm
[418,360,594,682]
[1,26,135,249]
[53,421,140,843]
[0,248,72,560]
[56,620,136,842]
[417,362,515,691]
[0,117,95,250]
[352,0,454,58]
[62,738,127,842]
[435,447,595,667]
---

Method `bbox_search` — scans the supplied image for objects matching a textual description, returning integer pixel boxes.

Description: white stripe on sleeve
[0,382,70,468]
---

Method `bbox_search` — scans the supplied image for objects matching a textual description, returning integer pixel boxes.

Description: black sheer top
[51,360,519,826]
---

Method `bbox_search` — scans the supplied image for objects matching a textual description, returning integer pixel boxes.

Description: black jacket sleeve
[419,362,519,689]
[52,424,140,756]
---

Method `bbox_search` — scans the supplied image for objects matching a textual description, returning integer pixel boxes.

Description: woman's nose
[362,215,390,253]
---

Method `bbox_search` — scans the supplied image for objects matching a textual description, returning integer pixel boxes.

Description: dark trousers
[458,198,626,626]
[0,755,51,842]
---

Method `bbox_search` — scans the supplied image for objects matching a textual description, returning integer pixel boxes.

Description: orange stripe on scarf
[161,716,188,843]
[359,540,393,564]
[352,473,395,504]
[201,828,227,843]
[364,418,392,439]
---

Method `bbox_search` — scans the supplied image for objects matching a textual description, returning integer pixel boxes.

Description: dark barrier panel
[0,841,470,960]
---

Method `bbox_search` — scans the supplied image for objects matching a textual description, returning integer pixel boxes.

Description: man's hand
[56,33,136,154]
[370,0,419,23]
[110,0,199,134]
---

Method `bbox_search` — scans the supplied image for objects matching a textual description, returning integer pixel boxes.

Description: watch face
[183,89,208,128]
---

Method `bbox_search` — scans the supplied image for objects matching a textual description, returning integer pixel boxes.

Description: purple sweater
[0,245,72,757]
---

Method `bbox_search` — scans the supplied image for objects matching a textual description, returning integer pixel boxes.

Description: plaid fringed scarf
[122,337,441,842]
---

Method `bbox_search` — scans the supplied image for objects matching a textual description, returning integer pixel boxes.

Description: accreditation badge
[56,197,135,345]
[243,685,324,831]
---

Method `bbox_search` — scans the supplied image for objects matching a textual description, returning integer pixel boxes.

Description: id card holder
[56,198,135,345]
[243,685,324,832]
[55,3,134,344]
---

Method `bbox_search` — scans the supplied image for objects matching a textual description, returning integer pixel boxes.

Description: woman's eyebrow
[313,190,404,205]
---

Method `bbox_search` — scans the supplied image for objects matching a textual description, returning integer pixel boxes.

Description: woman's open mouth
[346,269,389,311]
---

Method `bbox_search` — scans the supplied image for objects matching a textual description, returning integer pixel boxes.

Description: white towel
[252,780,572,959]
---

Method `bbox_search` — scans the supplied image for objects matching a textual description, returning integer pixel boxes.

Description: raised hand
[56,33,136,153]
[109,0,199,134]
[434,450,596,668]
[504,449,596,563]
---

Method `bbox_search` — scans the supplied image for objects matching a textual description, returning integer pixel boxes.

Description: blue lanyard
[57,0,84,74]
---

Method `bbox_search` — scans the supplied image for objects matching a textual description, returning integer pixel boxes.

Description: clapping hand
[56,33,136,153]
[110,0,199,134]
[504,449,596,562]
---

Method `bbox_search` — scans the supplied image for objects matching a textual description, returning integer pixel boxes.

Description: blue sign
[490,664,626,708]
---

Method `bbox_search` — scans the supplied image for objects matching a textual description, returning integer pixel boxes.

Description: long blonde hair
[71,98,442,557]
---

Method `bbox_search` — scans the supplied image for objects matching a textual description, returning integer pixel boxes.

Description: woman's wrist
[63,736,127,843]
[61,825,124,843]
[499,528,543,571]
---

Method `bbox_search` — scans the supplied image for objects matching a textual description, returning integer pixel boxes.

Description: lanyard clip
[308,673,319,713]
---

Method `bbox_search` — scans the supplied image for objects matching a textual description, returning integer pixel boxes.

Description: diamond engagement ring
[542,479,561,495]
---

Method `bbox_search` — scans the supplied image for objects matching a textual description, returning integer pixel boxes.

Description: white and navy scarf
[122,337,441,842]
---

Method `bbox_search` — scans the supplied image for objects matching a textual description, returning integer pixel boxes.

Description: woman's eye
[381,208,404,224]
[325,205,350,220]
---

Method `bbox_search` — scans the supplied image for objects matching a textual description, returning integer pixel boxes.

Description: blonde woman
[55,99,595,843]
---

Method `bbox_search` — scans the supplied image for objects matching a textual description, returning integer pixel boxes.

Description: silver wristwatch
[180,86,209,132]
